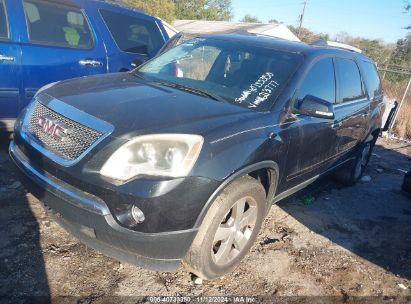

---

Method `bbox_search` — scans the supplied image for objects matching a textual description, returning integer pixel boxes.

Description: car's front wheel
[184,175,267,280]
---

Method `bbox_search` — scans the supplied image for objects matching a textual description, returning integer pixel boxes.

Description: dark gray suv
[10,35,383,279]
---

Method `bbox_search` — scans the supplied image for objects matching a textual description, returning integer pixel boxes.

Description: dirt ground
[0,137,411,303]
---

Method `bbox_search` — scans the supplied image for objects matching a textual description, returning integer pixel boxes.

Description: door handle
[331,121,342,129]
[361,112,369,118]
[0,54,15,62]
[79,59,103,67]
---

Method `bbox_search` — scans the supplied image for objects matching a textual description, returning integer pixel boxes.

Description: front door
[20,0,107,107]
[0,0,22,127]
[283,57,338,188]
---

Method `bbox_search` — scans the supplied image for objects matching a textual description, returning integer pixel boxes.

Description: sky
[232,0,410,43]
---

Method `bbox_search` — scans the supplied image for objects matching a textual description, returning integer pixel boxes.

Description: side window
[23,0,93,49]
[360,61,382,99]
[100,9,164,56]
[335,58,365,103]
[296,58,336,106]
[0,0,8,40]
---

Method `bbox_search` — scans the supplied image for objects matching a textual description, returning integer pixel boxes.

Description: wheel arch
[193,161,279,229]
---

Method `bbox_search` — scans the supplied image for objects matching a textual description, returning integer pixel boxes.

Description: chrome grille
[28,101,103,161]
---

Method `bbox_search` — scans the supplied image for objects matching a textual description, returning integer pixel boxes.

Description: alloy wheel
[211,196,258,266]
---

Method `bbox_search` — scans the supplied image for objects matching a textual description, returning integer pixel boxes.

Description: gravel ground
[0,138,410,303]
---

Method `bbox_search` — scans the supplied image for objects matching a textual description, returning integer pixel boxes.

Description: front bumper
[9,141,199,271]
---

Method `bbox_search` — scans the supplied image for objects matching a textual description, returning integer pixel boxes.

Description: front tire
[184,175,267,280]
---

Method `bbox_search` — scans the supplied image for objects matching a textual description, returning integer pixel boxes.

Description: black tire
[184,175,267,280]
[334,138,376,186]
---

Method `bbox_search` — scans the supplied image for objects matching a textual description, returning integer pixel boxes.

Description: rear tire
[334,138,375,185]
[184,175,267,280]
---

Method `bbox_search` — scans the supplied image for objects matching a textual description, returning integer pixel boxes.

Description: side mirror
[297,95,335,119]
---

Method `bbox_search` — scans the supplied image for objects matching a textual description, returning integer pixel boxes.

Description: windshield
[136,37,303,110]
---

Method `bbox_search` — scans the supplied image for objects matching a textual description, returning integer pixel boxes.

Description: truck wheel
[184,175,267,280]
[334,139,375,186]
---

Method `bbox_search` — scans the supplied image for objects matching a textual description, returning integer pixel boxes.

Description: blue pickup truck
[0,0,177,131]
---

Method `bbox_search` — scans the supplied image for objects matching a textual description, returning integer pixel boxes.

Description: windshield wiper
[153,80,227,102]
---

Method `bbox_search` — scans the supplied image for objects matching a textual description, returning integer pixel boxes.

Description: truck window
[335,58,365,103]
[23,0,93,49]
[99,9,164,56]
[0,0,8,39]
[360,61,382,99]
[296,58,336,106]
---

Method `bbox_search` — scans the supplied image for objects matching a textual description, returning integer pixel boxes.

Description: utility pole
[297,0,307,38]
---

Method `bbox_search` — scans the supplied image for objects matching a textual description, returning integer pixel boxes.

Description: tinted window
[100,9,164,56]
[360,61,382,99]
[137,38,303,110]
[296,58,336,106]
[335,58,364,102]
[0,0,8,39]
[24,0,93,48]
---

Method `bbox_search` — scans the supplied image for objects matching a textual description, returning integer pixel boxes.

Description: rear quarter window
[99,9,164,56]
[23,0,93,49]
[335,58,365,103]
[359,60,382,99]
[0,0,8,39]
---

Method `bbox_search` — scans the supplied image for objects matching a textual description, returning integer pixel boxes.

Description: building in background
[172,20,300,42]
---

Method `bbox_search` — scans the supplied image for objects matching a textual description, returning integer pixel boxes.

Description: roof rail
[311,39,362,53]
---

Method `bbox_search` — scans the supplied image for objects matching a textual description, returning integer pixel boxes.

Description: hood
[44,73,252,138]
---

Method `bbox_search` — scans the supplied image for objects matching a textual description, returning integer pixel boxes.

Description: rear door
[0,0,22,125]
[94,6,167,71]
[358,60,384,128]
[333,57,369,154]
[20,0,107,106]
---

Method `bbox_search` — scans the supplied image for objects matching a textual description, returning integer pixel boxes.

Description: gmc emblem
[38,116,69,141]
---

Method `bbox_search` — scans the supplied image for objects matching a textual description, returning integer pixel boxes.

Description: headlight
[100,134,204,181]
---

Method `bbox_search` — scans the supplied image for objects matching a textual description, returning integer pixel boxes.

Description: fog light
[131,205,145,224]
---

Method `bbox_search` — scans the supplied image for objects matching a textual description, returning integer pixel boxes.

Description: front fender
[191,130,288,228]
[193,160,279,229]
[193,130,287,182]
